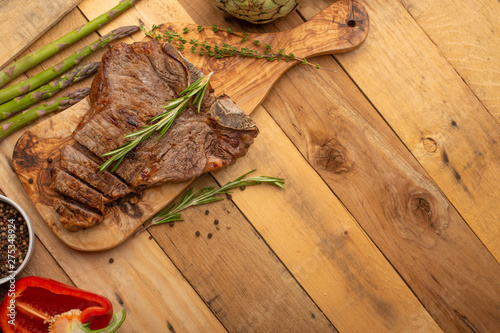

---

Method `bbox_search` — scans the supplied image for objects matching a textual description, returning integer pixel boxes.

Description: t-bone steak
[51,41,259,231]
[74,41,258,188]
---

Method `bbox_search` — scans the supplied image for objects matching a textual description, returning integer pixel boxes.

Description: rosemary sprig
[142,24,330,71]
[135,169,285,235]
[99,72,213,172]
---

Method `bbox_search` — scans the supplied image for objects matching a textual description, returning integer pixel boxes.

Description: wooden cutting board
[0,0,83,70]
[12,0,369,251]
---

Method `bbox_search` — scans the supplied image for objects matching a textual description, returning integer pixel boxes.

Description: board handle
[276,0,369,58]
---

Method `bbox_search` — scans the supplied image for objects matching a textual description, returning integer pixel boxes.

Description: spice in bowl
[0,196,34,283]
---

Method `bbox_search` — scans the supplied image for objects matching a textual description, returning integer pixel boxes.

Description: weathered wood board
[303,0,500,262]
[0,0,83,70]
[180,0,500,331]
[12,0,369,251]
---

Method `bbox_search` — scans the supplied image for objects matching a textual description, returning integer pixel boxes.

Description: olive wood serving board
[12,0,368,251]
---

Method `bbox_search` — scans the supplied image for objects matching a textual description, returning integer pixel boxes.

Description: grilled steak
[53,198,103,231]
[51,166,110,213]
[73,41,258,187]
[60,144,131,199]
[52,40,258,230]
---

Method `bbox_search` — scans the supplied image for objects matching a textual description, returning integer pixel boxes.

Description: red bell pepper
[0,276,126,333]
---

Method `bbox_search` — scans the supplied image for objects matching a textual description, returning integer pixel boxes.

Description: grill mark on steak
[53,40,259,230]
[53,198,103,232]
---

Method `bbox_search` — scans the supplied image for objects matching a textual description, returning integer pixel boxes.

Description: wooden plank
[399,0,500,120]
[263,59,500,332]
[0,0,82,69]
[178,1,500,331]
[300,0,500,261]
[5,2,441,330]
[150,174,336,332]
[1,0,428,329]
[0,153,226,332]
[209,106,442,332]
[78,0,193,38]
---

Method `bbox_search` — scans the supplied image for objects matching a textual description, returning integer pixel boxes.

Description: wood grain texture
[12,0,369,251]
[263,59,500,332]
[399,0,500,120]
[182,1,500,331]
[150,174,336,332]
[0,153,226,332]
[209,106,442,333]
[300,0,500,262]
[0,0,82,69]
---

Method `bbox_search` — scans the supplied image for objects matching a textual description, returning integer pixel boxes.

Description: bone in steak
[73,41,259,187]
[52,41,258,231]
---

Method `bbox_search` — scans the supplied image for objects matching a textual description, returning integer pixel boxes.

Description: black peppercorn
[0,201,30,279]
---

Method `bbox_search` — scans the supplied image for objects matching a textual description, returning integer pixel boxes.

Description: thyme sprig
[99,72,213,172]
[135,169,285,235]
[141,24,330,71]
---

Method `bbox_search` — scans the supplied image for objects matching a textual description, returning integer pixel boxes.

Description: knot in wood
[315,139,352,173]
[410,196,432,222]
[422,137,437,153]
[384,186,450,249]
[403,191,449,247]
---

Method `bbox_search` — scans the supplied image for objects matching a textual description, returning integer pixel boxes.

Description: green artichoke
[213,0,300,24]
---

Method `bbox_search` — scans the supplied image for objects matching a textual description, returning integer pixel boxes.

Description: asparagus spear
[0,25,139,105]
[0,0,138,88]
[0,88,90,141]
[0,62,99,120]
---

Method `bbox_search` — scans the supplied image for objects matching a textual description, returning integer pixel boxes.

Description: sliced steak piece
[51,166,110,213]
[73,41,258,188]
[60,144,132,199]
[53,198,103,231]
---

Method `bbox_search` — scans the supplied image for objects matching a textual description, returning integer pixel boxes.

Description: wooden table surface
[1,0,499,332]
